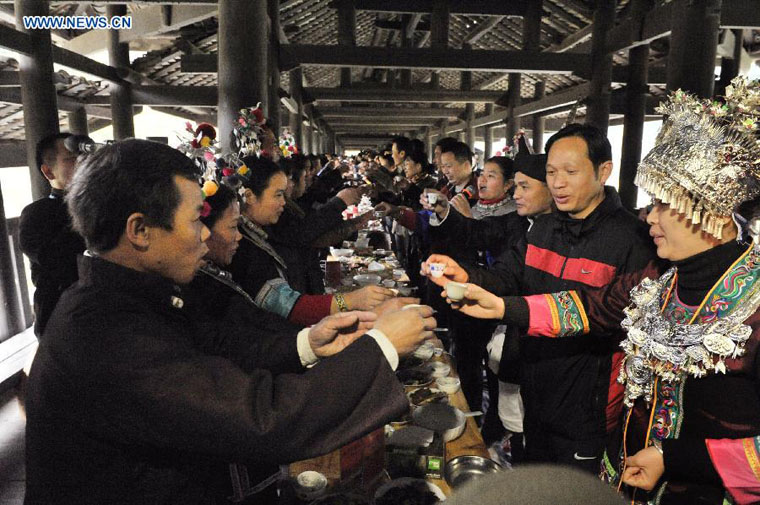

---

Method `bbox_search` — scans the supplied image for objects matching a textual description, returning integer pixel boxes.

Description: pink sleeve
[706,437,760,505]
[524,291,590,338]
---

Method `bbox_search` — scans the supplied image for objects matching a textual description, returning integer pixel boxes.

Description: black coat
[18,191,86,336]
[465,187,656,443]
[25,255,407,505]
[269,196,347,294]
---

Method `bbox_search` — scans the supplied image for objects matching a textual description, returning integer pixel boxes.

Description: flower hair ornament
[279,129,298,158]
[176,121,220,180]
[233,104,267,158]
[494,129,528,159]
[635,76,760,239]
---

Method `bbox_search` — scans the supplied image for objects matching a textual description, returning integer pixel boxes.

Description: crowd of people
[14,76,760,505]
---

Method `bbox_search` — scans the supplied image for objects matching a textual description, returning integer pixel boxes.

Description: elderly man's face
[147,176,210,284]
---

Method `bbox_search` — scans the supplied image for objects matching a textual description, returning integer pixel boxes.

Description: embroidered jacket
[228,216,333,326]
[518,245,760,504]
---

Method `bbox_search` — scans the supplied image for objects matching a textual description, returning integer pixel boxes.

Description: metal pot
[412,403,466,443]
[444,455,503,488]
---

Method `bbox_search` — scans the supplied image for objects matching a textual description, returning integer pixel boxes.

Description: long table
[289,241,489,500]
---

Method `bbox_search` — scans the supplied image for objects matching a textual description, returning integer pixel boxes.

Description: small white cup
[445,281,468,301]
[428,262,446,278]
[427,192,438,205]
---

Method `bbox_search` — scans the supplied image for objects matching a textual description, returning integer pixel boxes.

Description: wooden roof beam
[305,87,505,104]
[346,0,528,17]
[279,45,589,74]
[318,106,465,118]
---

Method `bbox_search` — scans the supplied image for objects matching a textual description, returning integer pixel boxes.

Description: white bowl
[367,261,386,272]
[436,376,461,394]
[413,342,435,360]
[353,274,382,286]
[430,362,451,378]
[295,471,327,499]
[392,269,405,280]
[382,279,395,288]
[330,248,354,258]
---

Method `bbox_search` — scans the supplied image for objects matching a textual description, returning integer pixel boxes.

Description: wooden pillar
[430,0,448,104]
[619,44,649,211]
[716,29,743,97]
[337,0,356,88]
[666,0,722,98]
[290,68,304,152]
[506,73,521,141]
[0,182,24,339]
[619,0,651,210]
[532,81,545,152]
[484,103,494,158]
[267,0,281,131]
[67,107,89,135]
[15,0,59,200]
[305,106,314,154]
[461,54,474,147]
[218,0,268,153]
[107,5,134,140]
[586,0,615,134]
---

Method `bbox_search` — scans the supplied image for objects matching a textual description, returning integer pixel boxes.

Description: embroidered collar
[199,261,257,307]
[617,243,760,407]
[240,215,288,272]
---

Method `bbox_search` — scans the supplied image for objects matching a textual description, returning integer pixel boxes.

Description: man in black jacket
[24,139,436,505]
[424,124,656,472]
[18,133,86,336]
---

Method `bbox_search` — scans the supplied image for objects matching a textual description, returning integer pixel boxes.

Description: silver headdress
[635,77,760,239]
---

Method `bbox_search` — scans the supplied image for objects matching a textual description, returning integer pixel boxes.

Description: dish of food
[374,478,445,505]
[396,366,433,387]
[407,387,448,406]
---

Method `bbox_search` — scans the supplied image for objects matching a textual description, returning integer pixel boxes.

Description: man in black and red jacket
[424,124,656,472]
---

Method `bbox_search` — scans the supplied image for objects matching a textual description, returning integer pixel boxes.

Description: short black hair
[66,139,199,253]
[544,123,612,175]
[435,137,459,152]
[380,153,394,166]
[405,150,433,174]
[279,156,306,184]
[201,183,238,230]
[409,138,426,157]
[239,155,286,197]
[36,132,72,173]
[484,156,515,180]
[441,141,473,164]
[392,136,412,156]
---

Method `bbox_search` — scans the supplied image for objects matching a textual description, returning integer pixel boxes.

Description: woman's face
[244,172,288,226]
[478,161,513,201]
[205,202,242,266]
[404,158,422,179]
[293,170,307,199]
[646,200,733,261]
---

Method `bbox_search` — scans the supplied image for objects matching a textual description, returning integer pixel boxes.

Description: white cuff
[297,328,319,367]
[366,328,399,371]
[428,206,450,226]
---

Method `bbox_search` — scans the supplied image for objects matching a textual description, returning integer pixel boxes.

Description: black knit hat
[513,152,547,183]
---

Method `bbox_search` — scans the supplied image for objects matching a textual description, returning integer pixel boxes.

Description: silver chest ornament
[617,266,759,407]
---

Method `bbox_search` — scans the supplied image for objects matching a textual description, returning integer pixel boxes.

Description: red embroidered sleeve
[288,294,333,326]
[706,437,760,505]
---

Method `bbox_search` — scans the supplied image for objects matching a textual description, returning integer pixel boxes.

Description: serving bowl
[329,248,354,258]
[436,376,461,394]
[353,274,382,286]
[444,455,503,488]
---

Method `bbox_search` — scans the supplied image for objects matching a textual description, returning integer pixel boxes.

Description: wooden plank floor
[0,378,25,505]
